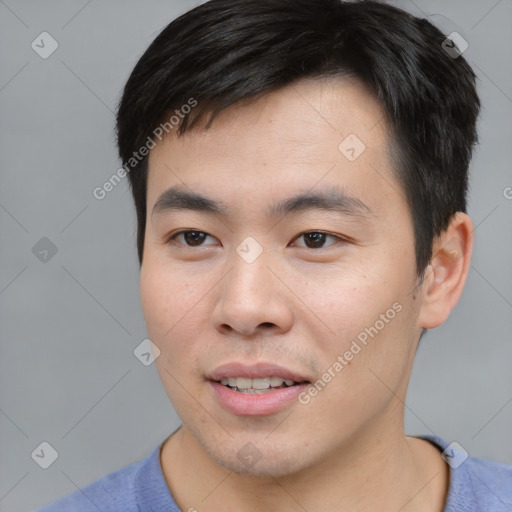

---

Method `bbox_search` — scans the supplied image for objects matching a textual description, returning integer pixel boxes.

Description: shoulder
[460,455,512,507]
[417,434,512,511]
[34,446,159,512]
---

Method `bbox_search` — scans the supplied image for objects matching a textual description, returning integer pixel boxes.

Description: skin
[141,76,473,511]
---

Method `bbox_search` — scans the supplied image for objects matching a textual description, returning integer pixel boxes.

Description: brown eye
[293,231,343,249]
[169,230,217,247]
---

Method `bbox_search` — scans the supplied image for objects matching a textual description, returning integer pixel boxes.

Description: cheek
[140,261,204,351]
[140,267,174,337]
[319,271,389,332]
[140,263,206,405]
[316,266,413,375]
[309,294,413,430]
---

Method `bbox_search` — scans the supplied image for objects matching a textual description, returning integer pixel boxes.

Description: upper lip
[207,362,311,383]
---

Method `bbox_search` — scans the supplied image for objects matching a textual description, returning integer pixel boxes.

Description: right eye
[167,229,219,247]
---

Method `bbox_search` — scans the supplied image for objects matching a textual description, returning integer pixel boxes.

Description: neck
[160,415,449,512]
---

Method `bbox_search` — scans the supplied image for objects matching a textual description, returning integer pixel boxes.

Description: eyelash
[166,229,348,250]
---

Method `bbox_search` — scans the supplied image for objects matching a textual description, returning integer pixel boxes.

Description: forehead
[146,76,402,220]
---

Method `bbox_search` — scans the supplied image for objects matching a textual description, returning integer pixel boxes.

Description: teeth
[235,377,252,389]
[269,377,285,387]
[218,376,298,390]
[252,378,270,389]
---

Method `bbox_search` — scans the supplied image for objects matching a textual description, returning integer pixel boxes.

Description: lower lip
[209,381,310,416]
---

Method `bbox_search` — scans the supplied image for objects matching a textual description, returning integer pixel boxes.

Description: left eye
[167,230,344,249]
[292,231,342,249]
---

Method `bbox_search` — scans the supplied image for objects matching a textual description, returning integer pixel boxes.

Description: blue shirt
[35,434,512,511]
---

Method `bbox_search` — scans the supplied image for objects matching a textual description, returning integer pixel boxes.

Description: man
[37,0,512,510]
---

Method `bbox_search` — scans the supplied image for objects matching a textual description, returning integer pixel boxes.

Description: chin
[198,434,312,478]
[214,452,305,478]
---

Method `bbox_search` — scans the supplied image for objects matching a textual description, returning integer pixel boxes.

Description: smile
[219,377,304,393]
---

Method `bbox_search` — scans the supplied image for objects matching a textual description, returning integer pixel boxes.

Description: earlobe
[418,212,474,329]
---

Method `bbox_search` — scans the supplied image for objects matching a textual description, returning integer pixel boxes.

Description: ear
[417,212,474,329]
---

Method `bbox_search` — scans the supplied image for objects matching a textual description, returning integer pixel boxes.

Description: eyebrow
[151,185,373,220]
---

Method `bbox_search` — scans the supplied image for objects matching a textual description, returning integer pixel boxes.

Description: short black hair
[116,0,480,279]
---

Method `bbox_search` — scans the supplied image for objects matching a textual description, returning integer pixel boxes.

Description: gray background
[0,0,511,510]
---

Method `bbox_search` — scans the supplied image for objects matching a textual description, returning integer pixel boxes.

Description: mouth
[217,376,309,394]
[206,362,312,416]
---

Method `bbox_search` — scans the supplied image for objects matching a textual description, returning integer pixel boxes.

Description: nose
[211,250,294,338]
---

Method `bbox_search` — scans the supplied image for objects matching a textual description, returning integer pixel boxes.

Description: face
[141,77,426,477]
